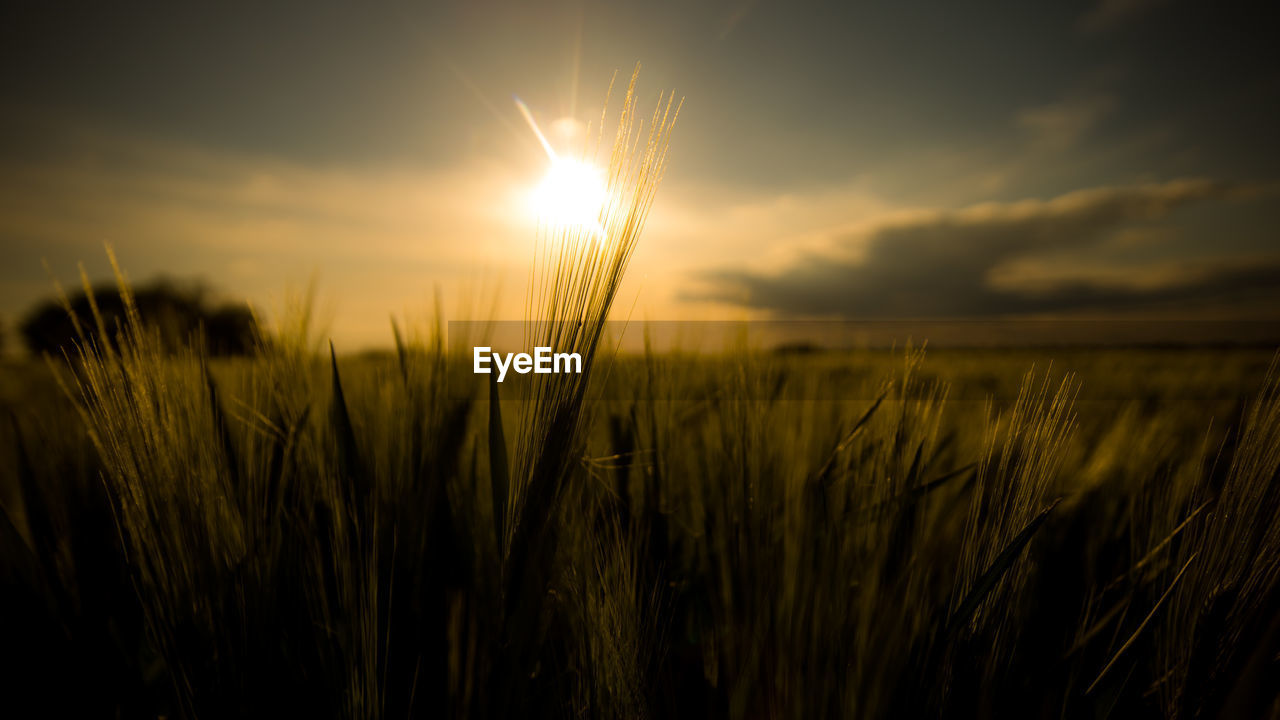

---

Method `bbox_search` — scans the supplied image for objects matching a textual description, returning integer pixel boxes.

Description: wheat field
[3,68,1279,719]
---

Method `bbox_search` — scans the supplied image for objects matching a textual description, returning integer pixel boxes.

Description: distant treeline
[19,279,258,357]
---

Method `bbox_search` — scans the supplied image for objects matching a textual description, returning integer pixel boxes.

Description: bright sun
[529,156,608,234]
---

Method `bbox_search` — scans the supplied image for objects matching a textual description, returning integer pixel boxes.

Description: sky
[2,0,1278,349]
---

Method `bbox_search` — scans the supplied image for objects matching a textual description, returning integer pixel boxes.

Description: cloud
[1016,94,1115,152]
[686,179,1280,318]
[1078,0,1172,34]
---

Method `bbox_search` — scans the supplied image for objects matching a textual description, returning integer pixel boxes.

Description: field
[2,328,1278,718]
[3,67,1279,720]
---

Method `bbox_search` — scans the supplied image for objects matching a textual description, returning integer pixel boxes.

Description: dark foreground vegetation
[2,306,1278,718]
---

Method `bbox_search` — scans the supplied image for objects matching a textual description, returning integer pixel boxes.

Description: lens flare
[515,96,608,234]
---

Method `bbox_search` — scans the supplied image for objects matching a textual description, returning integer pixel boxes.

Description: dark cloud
[688,180,1280,318]
[1077,0,1173,34]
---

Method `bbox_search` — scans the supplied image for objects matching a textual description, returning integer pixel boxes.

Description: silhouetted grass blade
[8,412,58,576]
[947,497,1062,637]
[391,316,409,386]
[813,387,888,485]
[488,372,509,560]
[203,364,242,495]
[1086,552,1196,695]
[329,341,364,510]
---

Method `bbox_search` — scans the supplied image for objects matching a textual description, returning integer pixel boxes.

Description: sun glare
[529,156,608,234]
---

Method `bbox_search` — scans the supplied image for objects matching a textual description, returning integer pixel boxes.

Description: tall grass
[1157,359,1280,718]
[512,65,680,535]
[5,320,1279,717]
[488,66,679,716]
[2,69,1279,718]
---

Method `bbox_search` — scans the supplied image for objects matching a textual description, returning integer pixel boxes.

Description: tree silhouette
[20,279,258,357]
